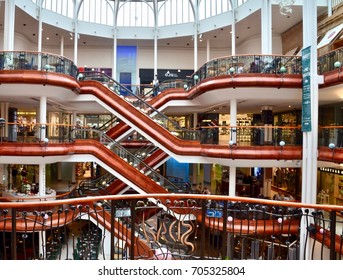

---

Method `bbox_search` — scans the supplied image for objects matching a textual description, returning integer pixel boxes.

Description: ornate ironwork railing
[0,194,342,260]
[0,51,78,79]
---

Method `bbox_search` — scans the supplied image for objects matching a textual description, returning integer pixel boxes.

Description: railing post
[200,199,206,259]
[110,200,115,260]
[130,199,136,260]
[11,208,17,260]
[221,200,228,259]
[329,210,337,260]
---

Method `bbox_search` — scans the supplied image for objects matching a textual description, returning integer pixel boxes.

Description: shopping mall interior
[0,0,343,261]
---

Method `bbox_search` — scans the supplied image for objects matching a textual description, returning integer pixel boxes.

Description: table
[2,189,57,201]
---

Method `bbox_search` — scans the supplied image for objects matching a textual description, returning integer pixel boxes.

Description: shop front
[318,167,343,205]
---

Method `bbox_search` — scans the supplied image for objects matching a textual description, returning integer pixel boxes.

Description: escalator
[80,71,198,143]
[79,72,189,194]
[79,78,302,161]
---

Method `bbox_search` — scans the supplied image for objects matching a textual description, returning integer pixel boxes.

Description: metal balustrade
[2,122,343,149]
[0,51,78,79]
[0,194,342,260]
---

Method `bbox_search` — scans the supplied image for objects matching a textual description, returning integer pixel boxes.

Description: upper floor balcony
[0,48,343,165]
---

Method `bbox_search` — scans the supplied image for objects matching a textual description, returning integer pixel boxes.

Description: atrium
[0,0,343,261]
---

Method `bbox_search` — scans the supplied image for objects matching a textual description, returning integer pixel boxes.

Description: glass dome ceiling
[32,0,248,27]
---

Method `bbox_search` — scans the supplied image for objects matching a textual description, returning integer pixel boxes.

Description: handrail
[185,49,343,88]
[79,71,200,141]
[1,121,343,150]
[189,54,302,87]
[0,50,78,79]
[0,193,343,260]
[70,128,184,193]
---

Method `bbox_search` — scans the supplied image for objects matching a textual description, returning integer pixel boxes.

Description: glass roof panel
[31,0,244,27]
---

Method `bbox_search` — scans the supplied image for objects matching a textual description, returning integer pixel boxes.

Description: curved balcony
[0,193,342,260]
[0,51,78,79]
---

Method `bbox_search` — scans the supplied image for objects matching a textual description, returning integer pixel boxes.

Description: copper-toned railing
[0,51,78,79]
[2,122,343,151]
[190,54,302,86]
[0,194,342,260]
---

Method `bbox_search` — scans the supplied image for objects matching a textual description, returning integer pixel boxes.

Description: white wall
[7,30,283,81]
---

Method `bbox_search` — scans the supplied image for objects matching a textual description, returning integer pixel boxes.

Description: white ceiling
[0,2,337,117]
[0,3,327,49]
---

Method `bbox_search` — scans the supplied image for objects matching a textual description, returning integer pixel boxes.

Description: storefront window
[17,110,36,137]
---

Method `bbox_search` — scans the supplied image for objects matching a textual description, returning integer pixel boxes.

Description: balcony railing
[1,122,343,149]
[1,48,343,89]
[0,194,342,260]
[188,48,343,86]
[190,54,302,86]
[0,51,78,79]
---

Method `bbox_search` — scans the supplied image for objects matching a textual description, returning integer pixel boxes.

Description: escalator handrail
[71,127,184,193]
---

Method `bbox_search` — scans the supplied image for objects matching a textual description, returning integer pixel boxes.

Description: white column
[300,0,318,261]
[60,36,64,56]
[113,31,117,80]
[229,166,236,196]
[328,0,332,17]
[36,1,43,70]
[73,28,78,65]
[39,96,47,141]
[230,0,237,55]
[230,99,237,143]
[194,29,198,71]
[39,163,46,196]
[206,39,210,61]
[261,0,272,54]
[193,2,199,71]
[229,99,237,196]
[3,0,15,50]
[301,1,318,205]
[154,28,158,76]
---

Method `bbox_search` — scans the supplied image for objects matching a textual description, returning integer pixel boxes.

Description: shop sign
[206,209,223,218]
[301,46,311,132]
[115,208,131,218]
